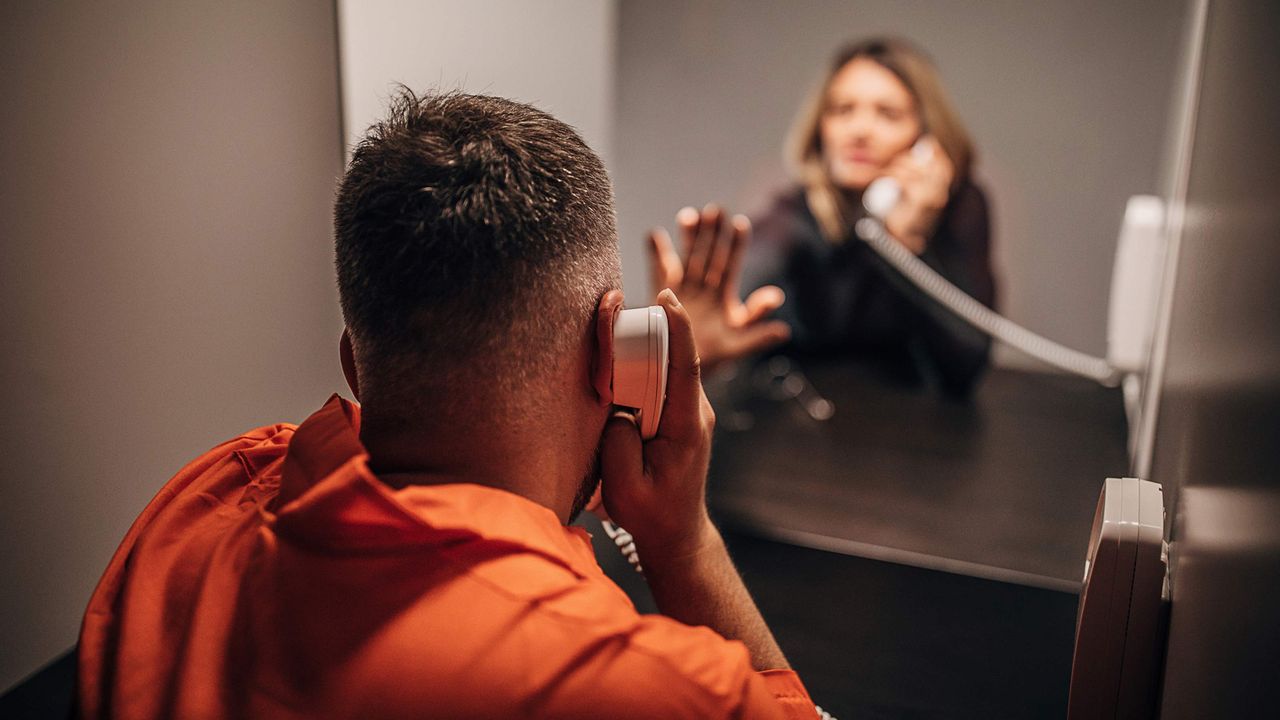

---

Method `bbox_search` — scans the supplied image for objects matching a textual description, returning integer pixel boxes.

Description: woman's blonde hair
[787,37,975,242]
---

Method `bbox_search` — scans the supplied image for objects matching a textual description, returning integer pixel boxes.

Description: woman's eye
[826,103,854,117]
[878,107,904,121]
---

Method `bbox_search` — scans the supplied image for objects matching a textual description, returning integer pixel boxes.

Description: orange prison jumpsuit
[77,395,814,718]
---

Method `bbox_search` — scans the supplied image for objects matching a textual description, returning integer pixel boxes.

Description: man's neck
[358,410,587,524]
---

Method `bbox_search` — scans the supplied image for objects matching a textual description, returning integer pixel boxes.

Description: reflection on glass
[738,37,997,399]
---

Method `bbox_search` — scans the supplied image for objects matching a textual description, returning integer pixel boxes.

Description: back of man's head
[335,90,620,419]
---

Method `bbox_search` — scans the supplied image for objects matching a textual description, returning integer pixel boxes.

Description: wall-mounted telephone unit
[1068,477,1167,720]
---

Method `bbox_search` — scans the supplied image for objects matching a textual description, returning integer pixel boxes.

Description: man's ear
[591,289,625,406]
[340,328,360,401]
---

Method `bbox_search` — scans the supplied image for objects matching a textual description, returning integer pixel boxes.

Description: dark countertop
[705,360,1130,590]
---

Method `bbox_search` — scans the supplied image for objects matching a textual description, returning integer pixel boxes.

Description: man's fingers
[654,289,705,439]
[647,227,683,297]
[599,411,645,504]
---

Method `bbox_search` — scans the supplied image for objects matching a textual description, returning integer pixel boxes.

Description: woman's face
[819,58,922,191]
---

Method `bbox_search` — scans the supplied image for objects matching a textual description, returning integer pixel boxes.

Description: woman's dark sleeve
[908,181,999,396]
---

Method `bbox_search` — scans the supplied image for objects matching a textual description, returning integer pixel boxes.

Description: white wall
[0,0,344,691]
[337,0,616,165]
[612,0,1187,369]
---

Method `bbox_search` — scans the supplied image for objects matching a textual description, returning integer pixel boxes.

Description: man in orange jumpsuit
[76,90,816,718]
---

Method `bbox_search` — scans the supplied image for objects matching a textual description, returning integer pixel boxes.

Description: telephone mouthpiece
[863,177,901,220]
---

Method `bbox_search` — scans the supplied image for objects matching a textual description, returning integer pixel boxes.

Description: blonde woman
[652,38,997,396]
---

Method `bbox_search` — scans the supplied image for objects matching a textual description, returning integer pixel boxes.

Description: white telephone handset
[600,305,669,574]
[612,306,669,439]
[862,138,934,219]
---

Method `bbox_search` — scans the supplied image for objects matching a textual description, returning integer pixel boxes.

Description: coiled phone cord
[854,217,1123,387]
[600,520,642,574]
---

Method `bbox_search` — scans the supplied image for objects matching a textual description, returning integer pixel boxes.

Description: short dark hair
[335,89,619,408]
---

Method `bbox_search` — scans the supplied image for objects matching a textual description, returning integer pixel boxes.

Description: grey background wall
[337,0,616,166]
[1145,0,1280,715]
[0,1,345,690]
[0,0,623,691]
[612,0,1186,368]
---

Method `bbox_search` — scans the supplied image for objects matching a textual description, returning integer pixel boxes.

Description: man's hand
[599,289,716,560]
[598,289,791,671]
[881,135,954,254]
[649,205,790,373]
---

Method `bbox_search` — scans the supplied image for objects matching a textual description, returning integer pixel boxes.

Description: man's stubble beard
[566,440,604,524]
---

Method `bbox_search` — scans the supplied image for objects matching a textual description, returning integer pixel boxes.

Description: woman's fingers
[716,214,751,299]
[882,155,920,183]
[729,320,791,358]
[731,287,791,355]
[743,285,786,324]
[684,204,722,288]
[702,209,737,291]
[928,147,955,187]
[669,205,755,296]
[676,206,702,286]
[647,227,683,297]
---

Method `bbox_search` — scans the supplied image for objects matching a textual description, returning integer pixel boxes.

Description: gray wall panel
[1150,0,1280,715]
[0,1,344,689]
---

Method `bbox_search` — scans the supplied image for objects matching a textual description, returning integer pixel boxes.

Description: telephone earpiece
[612,306,669,439]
